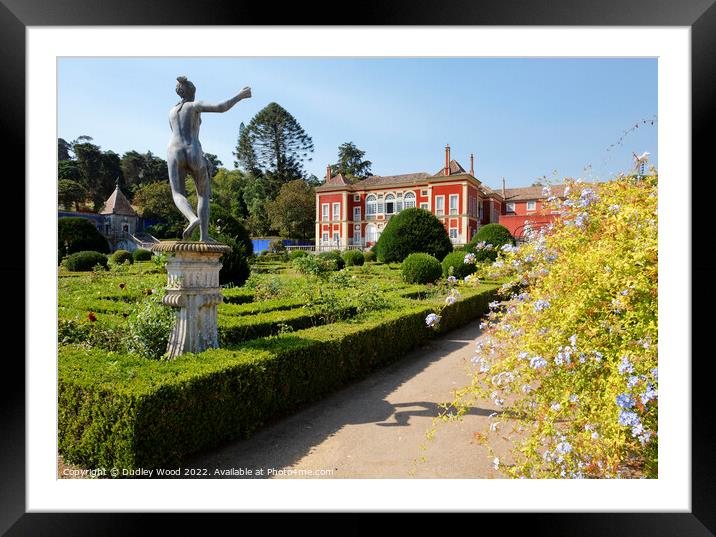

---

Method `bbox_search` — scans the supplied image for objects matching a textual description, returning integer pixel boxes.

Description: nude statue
[167,76,251,242]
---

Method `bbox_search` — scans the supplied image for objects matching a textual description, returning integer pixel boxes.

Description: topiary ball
[441,250,477,279]
[111,249,134,265]
[317,250,345,270]
[65,251,109,272]
[375,208,453,264]
[342,250,365,267]
[466,223,515,262]
[363,250,376,263]
[133,248,153,262]
[401,252,442,284]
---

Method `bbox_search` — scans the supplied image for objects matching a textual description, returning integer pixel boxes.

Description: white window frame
[322,203,329,221]
[478,203,484,220]
[366,195,377,217]
[385,193,396,215]
[449,227,458,239]
[322,232,329,242]
[527,200,537,211]
[421,189,428,196]
[449,194,459,215]
[353,206,361,221]
[435,196,445,216]
[506,202,515,213]
[404,192,416,209]
[332,202,341,220]
[354,194,360,202]
[354,225,361,242]
[333,232,340,244]
[420,202,428,210]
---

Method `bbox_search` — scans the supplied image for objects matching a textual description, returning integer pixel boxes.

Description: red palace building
[314,145,567,250]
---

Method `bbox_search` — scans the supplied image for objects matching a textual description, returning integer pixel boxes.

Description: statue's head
[175,76,196,102]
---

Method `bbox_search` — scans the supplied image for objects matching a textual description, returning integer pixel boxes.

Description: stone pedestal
[151,241,231,360]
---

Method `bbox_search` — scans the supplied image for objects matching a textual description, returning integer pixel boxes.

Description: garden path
[187,319,513,478]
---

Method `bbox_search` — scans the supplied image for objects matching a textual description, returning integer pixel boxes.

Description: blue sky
[58,57,657,189]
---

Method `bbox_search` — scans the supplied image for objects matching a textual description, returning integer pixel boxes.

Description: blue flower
[425,313,440,327]
[641,384,657,405]
[463,253,476,265]
[534,299,551,312]
[551,403,561,412]
[616,393,635,409]
[555,441,572,454]
[447,275,457,284]
[445,296,457,305]
[618,356,634,375]
[530,356,547,369]
[489,301,500,310]
[569,334,577,347]
[493,457,500,470]
[618,410,640,427]
[569,394,579,404]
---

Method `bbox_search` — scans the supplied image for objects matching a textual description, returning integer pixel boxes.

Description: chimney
[444,144,451,176]
[470,154,475,176]
[326,165,332,183]
[502,177,506,198]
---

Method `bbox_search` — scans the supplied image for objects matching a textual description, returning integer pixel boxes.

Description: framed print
[4,0,714,534]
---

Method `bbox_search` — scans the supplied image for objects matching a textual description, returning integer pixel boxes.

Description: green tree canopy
[58,180,88,211]
[330,141,372,180]
[266,179,315,239]
[233,102,314,194]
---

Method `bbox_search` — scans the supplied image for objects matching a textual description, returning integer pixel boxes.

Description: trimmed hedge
[375,208,452,263]
[133,249,153,261]
[363,250,376,263]
[58,283,499,470]
[441,251,477,279]
[401,253,442,284]
[342,250,365,267]
[65,251,109,272]
[111,250,134,265]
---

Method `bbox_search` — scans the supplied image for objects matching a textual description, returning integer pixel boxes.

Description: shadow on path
[183,321,492,477]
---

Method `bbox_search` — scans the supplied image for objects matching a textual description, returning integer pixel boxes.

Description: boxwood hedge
[58,283,499,471]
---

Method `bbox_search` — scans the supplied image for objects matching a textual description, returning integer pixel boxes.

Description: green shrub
[375,208,452,263]
[363,250,376,263]
[289,250,309,261]
[317,250,345,270]
[58,284,499,470]
[400,252,442,284]
[58,217,110,256]
[65,251,109,272]
[111,249,134,265]
[210,208,254,257]
[126,293,175,360]
[292,254,333,277]
[441,251,477,279]
[217,234,251,287]
[133,248,153,262]
[342,249,365,267]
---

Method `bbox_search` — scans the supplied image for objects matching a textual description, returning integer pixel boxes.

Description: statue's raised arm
[195,86,252,113]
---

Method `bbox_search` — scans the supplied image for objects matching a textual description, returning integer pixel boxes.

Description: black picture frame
[4,0,712,534]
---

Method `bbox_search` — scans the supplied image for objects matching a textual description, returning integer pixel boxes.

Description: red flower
[88,312,97,322]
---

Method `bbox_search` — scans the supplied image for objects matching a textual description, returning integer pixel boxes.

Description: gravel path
[186,319,512,479]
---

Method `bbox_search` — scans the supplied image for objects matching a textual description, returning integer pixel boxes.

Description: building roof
[355,172,432,189]
[100,184,137,216]
[324,172,350,186]
[433,159,466,177]
[502,184,568,202]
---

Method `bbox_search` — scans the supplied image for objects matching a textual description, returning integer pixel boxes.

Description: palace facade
[314,145,567,250]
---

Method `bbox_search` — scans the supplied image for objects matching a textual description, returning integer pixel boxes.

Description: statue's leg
[192,163,214,243]
[168,156,199,239]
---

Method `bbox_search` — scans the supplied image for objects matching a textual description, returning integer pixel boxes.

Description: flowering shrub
[449,174,658,478]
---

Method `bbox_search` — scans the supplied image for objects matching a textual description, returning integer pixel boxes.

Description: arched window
[365,223,377,243]
[404,192,416,209]
[385,194,396,214]
[366,195,377,218]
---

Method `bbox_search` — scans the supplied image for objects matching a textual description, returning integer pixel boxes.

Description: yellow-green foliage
[452,175,658,478]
